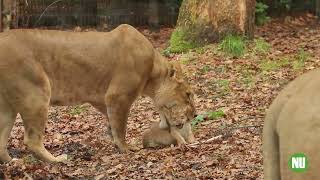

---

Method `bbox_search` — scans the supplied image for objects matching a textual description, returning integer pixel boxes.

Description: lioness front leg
[92,103,113,139]
[184,122,196,143]
[20,98,67,163]
[105,93,139,153]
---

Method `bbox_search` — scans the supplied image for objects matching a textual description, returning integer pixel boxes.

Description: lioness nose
[193,114,198,118]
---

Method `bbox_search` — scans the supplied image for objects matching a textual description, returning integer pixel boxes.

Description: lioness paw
[129,145,141,152]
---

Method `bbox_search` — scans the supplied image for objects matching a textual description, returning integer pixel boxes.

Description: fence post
[148,0,159,32]
[316,0,320,18]
[0,0,3,32]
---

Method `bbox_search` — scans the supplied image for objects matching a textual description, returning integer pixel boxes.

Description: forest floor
[1,13,320,179]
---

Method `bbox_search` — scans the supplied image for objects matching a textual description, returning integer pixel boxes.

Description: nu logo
[288,153,308,173]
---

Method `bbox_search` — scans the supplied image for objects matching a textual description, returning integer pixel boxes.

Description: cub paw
[54,154,68,163]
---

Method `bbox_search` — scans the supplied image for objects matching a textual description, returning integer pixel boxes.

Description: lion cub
[142,121,195,148]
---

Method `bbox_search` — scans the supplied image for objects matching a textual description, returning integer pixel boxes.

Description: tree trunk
[176,0,255,43]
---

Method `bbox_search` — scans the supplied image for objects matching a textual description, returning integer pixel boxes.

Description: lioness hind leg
[20,98,66,163]
[0,97,16,163]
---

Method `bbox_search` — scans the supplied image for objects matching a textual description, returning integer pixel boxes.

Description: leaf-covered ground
[1,14,320,179]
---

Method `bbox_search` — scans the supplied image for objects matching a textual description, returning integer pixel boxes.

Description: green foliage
[207,110,225,120]
[254,38,271,54]
[219,35,246,58]
[69,105,87,116]
[292,49,310,70]
[216,79,230,90]
[240,70,256,88]
[296,48,310,62]
[259,60,282,72]
[167,29,198,53]
[180,52,197,64]
[276,0,292,10]
[259,57,290,72]
[258,0,315,12]
[214,79,230,96]
[191,114,205,127]
[255,2,270,26]
[191,110,225,127]
[200,65,211,73]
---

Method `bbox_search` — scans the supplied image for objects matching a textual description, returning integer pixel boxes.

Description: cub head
[155,61,196,128]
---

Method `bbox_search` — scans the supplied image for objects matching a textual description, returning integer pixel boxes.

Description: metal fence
[12,0,179,29]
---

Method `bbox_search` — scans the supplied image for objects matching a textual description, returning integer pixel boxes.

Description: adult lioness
[0,24,195,163]
[263,69,320,180]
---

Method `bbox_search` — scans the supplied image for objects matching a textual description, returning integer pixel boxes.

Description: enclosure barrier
[9,0,179,29]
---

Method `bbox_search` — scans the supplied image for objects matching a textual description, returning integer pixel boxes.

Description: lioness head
[155,61,196,128]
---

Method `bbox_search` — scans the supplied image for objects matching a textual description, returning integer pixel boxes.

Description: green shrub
[255,2,270,26]
[219,35,246,58]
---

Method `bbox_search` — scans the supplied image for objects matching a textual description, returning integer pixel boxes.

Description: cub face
[142,121,195,148]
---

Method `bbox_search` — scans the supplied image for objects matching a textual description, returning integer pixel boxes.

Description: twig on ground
[226,124,263,131]
[188,124,263,147]
[188,135,223,147]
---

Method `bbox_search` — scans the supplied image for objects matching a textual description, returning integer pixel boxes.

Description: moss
[167,28,198,53]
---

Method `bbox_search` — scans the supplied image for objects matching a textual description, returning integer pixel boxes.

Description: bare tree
[176,0,255,43]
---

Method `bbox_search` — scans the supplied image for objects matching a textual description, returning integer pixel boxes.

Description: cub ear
[168,61,182,79]
[169,64,176,78]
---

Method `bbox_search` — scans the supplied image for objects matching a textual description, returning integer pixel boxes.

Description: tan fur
[142,121,195,148]
[0,24,195,163]
[263,69,320,180]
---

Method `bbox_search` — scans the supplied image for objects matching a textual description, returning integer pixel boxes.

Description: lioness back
[0,24,155,106]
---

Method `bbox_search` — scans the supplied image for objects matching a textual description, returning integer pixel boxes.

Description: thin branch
[34,0,64,27]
